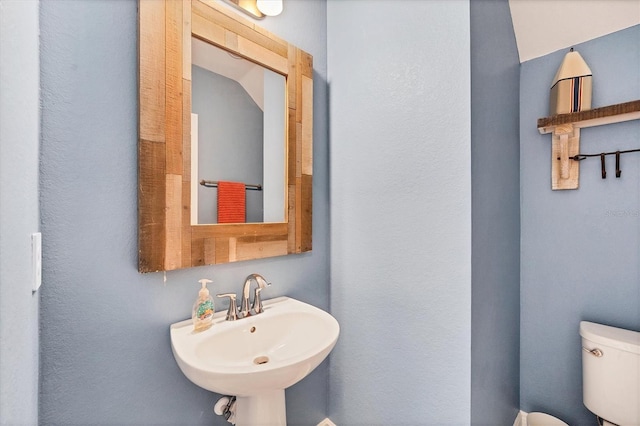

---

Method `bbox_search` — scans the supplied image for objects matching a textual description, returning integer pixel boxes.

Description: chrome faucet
[218,274,271,321]
[239,273,270,318]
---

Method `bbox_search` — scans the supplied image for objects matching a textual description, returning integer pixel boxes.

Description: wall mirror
[138,0,313,272]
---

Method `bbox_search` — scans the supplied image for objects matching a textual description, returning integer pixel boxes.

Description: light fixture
[222,0,282,19]
[256,0,283,17]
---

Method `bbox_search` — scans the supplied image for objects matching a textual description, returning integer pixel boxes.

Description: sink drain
[253,356,269,365]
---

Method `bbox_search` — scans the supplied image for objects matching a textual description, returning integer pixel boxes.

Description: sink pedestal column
[235,390,286,426]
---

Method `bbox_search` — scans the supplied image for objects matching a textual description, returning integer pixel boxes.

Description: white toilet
[580,321,640,426]
[527,412,569,426]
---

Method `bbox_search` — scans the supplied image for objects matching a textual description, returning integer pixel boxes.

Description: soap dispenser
[192,279,215,332]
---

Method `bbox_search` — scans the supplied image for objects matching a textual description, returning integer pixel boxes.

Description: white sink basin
[170,296,339,425]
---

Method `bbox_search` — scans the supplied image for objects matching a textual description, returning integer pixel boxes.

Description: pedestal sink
[170,296,339,425]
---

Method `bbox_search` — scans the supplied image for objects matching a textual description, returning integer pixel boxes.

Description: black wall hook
[569,148,640,181]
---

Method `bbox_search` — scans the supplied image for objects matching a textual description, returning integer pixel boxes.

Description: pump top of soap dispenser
[198,279,212,299]
[193,279,214,332]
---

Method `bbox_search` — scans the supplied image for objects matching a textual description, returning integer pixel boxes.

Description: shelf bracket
[552,124,580,190]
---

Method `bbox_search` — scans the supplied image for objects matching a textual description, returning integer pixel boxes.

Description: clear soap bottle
[192,279,215,332]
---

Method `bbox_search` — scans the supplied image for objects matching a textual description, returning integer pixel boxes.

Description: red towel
[217,181,246,223]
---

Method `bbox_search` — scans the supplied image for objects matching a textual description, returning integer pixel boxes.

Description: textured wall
[520,25,640,425]
[470,0,521,424]
[39,1,329,425]
[327,1,471,424]
[0,1,40,424]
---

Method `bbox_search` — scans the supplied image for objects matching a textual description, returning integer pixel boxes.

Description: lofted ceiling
[508,0,640,63]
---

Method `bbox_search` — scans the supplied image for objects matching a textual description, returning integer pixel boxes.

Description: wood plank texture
[235,238,288,261]
[295,177,302,250]
[138,140,166,272]
[214,237,230,264]
[181,180,192,267]
[204,238,216,264]
[191,238,205,266]
[301,174,312,251]
[165,174,183,269]
[236,36,288,75]
[195,0,288,56]
[139,0,313,271]
[287,183,296,253]
[301,75,313,176]
[182,80,191,182]
[182,0,192,80]
[191,222,288,239]
[192,13,225,47]
[165,0,183,176]
[287,44,297,110]
[287,107,297,186]
[192,3,287,74]
[138,0,166,272]
[139,0,166,143]
[538,99,640,134]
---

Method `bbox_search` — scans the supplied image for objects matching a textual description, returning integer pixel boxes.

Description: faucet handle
[216,293,238,321]
[252,287,264,315]
[251,279,271,315]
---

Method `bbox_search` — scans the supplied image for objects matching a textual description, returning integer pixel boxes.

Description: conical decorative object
[550,48,592,115]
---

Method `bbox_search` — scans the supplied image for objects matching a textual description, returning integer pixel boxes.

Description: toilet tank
[580,321,640,426]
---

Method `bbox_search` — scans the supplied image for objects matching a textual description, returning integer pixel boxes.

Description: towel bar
[200,180,262,191]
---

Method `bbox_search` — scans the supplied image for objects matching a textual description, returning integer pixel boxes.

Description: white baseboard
[514,410,528,426]
[322,412,527,426]
[321,412,524,426]
[321,411,528,426]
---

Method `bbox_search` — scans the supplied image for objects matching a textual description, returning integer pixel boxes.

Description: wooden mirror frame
[138,0,313,272]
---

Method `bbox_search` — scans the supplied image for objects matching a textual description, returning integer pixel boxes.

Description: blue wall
[327,1,472,423]
[470,0,521,424]
[0,1,40,424]
[38,1,329,425]
[520,25,640,425]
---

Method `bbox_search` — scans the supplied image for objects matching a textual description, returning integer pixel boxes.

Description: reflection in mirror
[191,38,286,225]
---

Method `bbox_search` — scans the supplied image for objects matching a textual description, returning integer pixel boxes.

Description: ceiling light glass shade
[256,0,283,16]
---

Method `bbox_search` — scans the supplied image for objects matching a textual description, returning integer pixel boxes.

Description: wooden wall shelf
[537,100,640,190]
